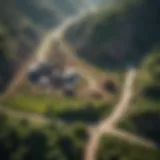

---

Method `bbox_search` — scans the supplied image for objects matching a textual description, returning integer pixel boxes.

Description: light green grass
[0,93,108,114]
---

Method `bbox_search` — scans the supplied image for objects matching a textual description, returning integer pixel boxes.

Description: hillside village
[28,60,81,96]
[27,41,118,99]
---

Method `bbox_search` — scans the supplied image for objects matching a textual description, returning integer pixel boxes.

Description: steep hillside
[16,0,112,30]
[0,0,41,93]
[0,0,112,93]
[65,0,160,69]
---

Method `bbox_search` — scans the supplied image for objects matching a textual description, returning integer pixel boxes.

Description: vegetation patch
[0,113,88,160]
[1,93,113,123]
[97,134,160,160]
[118,49,160,146]
[65,0,160,70]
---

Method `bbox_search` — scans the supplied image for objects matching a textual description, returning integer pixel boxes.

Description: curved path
[34,6,99,64]
[84,68,155,160]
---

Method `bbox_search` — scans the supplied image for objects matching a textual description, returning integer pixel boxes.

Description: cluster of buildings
[27,61,80,96]
[27,58,118,98]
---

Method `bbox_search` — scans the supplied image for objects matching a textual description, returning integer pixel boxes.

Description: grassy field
[1,94,106,113]
[0,93,114,123]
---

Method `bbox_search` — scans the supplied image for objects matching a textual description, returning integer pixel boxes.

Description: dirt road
[84,68,138,160]
[100,68,137,128]
[34,7,99,64]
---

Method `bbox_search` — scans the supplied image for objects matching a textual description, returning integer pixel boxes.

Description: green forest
[0,113,87,160]
[65,0,160,69]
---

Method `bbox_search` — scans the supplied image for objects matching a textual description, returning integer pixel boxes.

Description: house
[38,76,50,87]
[38,62,53,76]
[50,69,64,89]
[63,67,80,86]
[27,65,41,84]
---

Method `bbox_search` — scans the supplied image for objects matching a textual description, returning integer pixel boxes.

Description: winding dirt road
[84,68,145,160]
[34,6,99,64]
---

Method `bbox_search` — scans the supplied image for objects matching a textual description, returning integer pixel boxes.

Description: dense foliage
[65,0,160,69]
[1,94,112,123]
[0,0,41,93]
[0,113,88,160]
[46,102,111,123]
[119,49,160,146]
[97,135,160,160]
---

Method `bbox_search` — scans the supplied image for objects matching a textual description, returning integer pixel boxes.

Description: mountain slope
[0,0,114,93]
[0,0,42,93]
[64,0,160,69]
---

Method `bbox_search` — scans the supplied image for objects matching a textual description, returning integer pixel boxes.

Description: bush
[0,117,88,160]
[48,102,112,123]
[142,85,160,100]
[98,135,160,160]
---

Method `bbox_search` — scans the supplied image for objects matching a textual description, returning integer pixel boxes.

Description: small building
[62,67,80,97]
[38,76,50,87]
[27,65,41,84]
[38,62,53,76]
[50,69,64,89]
[63,67,80,86]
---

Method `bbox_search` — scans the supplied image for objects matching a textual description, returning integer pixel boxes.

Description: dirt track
[84,68,155,160]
